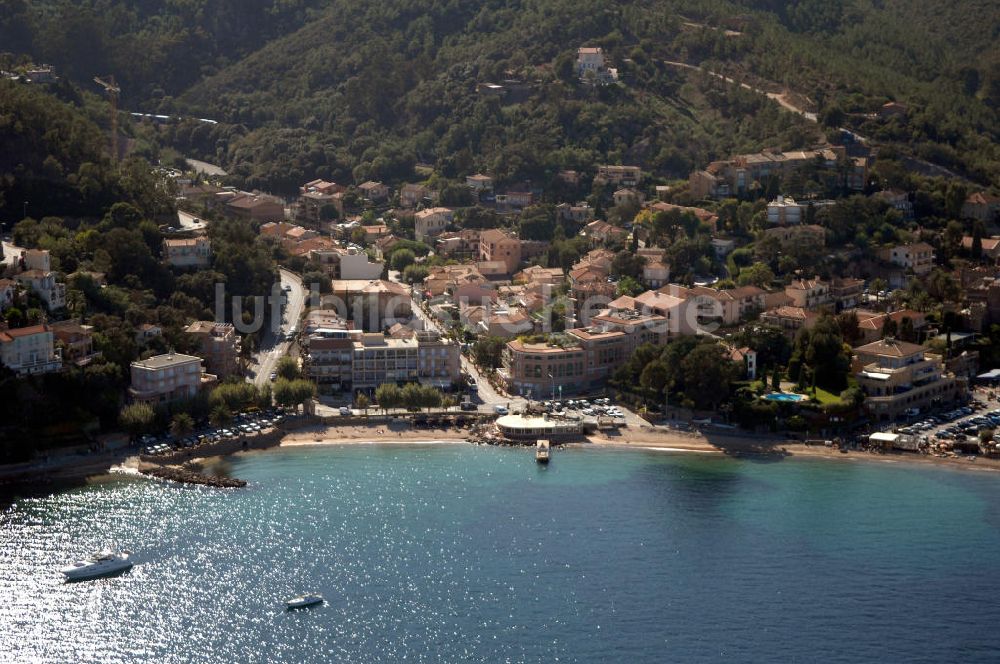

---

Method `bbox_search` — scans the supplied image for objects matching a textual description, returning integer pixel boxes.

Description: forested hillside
[0,79,174,220]
[2,0,998,193]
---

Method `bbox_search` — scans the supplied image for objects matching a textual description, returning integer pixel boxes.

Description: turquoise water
[763,392,807,402]
[3,444,1000,662]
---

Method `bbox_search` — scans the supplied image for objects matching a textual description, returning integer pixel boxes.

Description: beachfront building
[496,413,583,441]
[500,309,669,398]
[304,329,460,390]
[303,333,355,388]
[129,353,217,404]
[854,338,963,421]
[0,324,62,376]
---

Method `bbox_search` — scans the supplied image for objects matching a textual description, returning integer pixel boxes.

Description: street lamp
[22,201,28,220]
[548,371,555,402]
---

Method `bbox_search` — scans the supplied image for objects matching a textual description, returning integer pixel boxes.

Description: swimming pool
[763,392,807,402]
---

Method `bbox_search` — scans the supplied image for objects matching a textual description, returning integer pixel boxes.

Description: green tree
[375,382,403,413]
[275,356,301,381]
[518,205,556,241]
[640,360,670,401]
[402,264,429,284]
[210,404,233,427]
[616,276,644,297]
[680,342,740,410]
[273,378,315,409]
[169,412,195,439]
[472,336,506,369]
[355,392,370,414]
[120,402,155,436]
[390,248,416,272]
[736,262,775,288]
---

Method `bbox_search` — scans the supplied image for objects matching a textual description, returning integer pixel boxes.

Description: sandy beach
[277,422,1000,473]
[6,420,1000,496]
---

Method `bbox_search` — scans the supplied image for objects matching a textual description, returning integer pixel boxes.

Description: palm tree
[170,413,195,439]
[869,277,887,304]
[355,392,370,420]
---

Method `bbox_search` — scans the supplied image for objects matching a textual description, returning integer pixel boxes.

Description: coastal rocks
[140,463,247,488]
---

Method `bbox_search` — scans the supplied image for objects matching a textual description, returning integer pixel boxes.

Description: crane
[93,75,120,161]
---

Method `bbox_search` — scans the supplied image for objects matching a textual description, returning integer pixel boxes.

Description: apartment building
[766,195,803,225]
[595,165,641,188]
[500,308,669,397]
[657,284,766,327]
[224,193,285,222]
[186,321,240,379]
[400,183,431,208]
[689,146,867,198]
[50,319,97,365]
[344,330,460,390]
[414,207,455,242]
[12,249,65,310]
[358,181,390,201]
[329,279,412,331]
[883,242,935,275]
[784,277,831,309]
[479,229,523,275]
[0,324,62,376]
[303,333,354,387]
[854,338,963,421]
[15,269,65,310]
[129,353,216,404]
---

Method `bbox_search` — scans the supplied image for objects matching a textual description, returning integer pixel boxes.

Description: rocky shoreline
[139,463,247,488]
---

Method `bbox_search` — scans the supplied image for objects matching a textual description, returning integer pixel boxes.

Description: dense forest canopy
[1,0,998,195]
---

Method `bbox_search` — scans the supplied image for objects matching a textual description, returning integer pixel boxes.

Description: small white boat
[60,550,133,581]
[286,594,324,610]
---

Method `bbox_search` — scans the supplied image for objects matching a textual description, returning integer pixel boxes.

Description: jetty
[139,463,247,488]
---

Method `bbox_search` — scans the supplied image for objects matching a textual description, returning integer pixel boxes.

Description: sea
[2,443,1000,663]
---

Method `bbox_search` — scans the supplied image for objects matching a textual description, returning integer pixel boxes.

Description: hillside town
[2,46,1000,466]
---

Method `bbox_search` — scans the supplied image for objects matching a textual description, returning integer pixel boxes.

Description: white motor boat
[286,594,324,610]
[60,550,133,581]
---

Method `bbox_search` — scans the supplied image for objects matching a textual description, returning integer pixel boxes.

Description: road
[248,268,306,387]
[387,269,522,411]
[185,158,227,177]
[176,210,208,232]
[662,60,818,122]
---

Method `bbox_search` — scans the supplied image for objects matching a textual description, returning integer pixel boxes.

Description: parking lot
[139,409,288,456]
[890,400,998,449]
[533,397,627,422]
